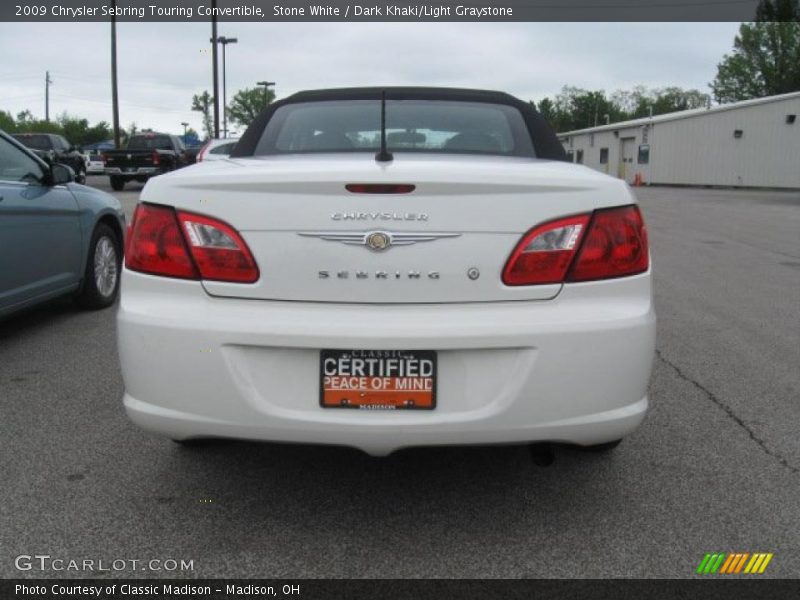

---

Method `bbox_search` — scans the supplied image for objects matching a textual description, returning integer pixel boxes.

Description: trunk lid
[141,154,631,303]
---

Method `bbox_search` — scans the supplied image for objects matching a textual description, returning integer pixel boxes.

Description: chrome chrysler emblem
[298,230,460,251]
[366,232,390,251]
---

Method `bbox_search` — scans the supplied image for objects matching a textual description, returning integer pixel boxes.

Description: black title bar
[1,0,775,22]
[3,579,800,600]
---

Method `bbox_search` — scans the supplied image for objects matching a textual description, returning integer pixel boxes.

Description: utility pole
[211,0,220,139]
[45,71,52,121]
[257,81,275,109]
[110,0,121,149]
[181,122,189,144]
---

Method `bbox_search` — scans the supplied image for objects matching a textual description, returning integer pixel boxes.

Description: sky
[0,22,742,137]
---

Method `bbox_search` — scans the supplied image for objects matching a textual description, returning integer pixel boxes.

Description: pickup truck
[11,133,87,184]
[103,133,189,191]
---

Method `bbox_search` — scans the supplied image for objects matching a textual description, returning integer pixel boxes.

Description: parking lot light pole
[210,0,219,139]
[257,81,275,109]
[110,0,121,149]
[214,36,238,138]
[181,122,189,144]
[45,71,52,122]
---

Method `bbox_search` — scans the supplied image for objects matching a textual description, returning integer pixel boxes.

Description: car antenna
[375,91,393,163]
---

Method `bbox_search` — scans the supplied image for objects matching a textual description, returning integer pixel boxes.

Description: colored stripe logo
[696,552,773,574]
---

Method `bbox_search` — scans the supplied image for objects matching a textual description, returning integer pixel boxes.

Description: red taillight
[176,211,259,283]
[125,204,198,279]
[151,150,160,166]
[502,214,590,285]
[502,205,648,286]
[567,205,648,282]
[125,204,259,283]
[346,184,416,194]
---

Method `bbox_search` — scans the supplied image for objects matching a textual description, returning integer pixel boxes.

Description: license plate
[320,349,436,410]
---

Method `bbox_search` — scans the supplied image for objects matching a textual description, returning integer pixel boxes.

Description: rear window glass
[12,134,52,151]
[128,135,172,151]
[210,142,237,155]
[254,100,535,157]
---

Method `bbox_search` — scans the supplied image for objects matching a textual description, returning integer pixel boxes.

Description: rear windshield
[128,135,172,151]
[253,100,535,157]
[210,141,237,155]
[13,134,52,151]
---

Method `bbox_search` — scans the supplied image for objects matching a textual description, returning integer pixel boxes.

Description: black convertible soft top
[230,87,567,161]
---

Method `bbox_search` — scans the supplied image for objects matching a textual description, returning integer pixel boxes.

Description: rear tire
[75,223,121,310]
[110,176,125,191]
[172,439,209,448]
[580,439,623,453]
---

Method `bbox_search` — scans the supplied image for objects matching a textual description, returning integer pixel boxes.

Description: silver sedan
[0,131,126,318]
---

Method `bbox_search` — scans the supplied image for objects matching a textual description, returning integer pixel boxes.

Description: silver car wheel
[93,236,118,298]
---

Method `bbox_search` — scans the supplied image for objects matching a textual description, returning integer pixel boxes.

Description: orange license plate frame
[320,349,437,410]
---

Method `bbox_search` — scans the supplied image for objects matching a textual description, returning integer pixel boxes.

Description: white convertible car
[118,88,655,457]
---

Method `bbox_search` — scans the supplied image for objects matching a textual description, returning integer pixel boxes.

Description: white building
[558,91,800,189]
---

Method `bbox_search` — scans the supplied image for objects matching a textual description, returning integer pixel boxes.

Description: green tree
[191,91,215,139]
[125,122,139,144]
[0,110,15,132]
[536,85,712,133]
[16,110,35,125]
[13,111,58,135]
[535,97,559,130]
[711,1,800,103]
[756,0,799,19]
[84,121,113,146]
[610,85,648,116]
[628,87,710,118]
[227,86,274,131]
[548,87,626,131]
[0,109,113,145]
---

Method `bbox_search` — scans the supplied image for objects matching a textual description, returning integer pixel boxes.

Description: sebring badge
[298,230,460,251]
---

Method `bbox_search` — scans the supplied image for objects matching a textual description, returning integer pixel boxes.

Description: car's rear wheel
[110,176,125,191]
[76,223,122,310]
[172,439,211,448]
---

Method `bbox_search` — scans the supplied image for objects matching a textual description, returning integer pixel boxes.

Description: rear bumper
[105,167,158,176]
[117,270,655,456]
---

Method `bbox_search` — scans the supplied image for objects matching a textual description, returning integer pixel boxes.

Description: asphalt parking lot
[1,176,798,578]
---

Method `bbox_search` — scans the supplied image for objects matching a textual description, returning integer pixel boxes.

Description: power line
[50,92,193,114]
[0,70,39,78]
[0,94,43,103]
[52,72,194,91]
[0,75,41,83]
